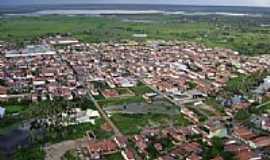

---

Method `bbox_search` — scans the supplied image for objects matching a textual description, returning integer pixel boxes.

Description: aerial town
[0,35,270,160]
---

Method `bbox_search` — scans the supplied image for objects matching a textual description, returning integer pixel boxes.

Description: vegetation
[187,81,197,90]
[0,97,96,132]
[1,15,270,55]
[4,104,28,115]
[202,137,235,160]
[0,97,112,145]
[62,150,80,160]
[111,113,189,135]
[14,146,45,160]
[36,119,112,144]
[224,71,268,97]
[104,152,124,160]
[235,109,251,122]
[130,84,154,96]
[98,96,144,107]
[147,138,174,159]
[205,97,225,114]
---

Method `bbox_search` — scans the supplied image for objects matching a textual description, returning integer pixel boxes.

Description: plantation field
[0,15,270,55]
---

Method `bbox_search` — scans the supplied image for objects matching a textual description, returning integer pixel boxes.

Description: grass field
[111,113,189,135]
[130,84,154,96]
[98,96,144,107]
[1,15,270,55]
[4,104,28,115]
[104,152,124,160]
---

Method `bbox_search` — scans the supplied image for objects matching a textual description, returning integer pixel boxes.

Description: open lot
[111,113,190,135]
[104,99,180,115]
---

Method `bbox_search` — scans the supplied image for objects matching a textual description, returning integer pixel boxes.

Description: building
[121,149,135,160]
[204,118,227,138]
[88,139,118,155]
[5,45,56,58]
[0,85,7,96]
[249,136,270,149]
[261,117,270,131]
[0,106,5,118]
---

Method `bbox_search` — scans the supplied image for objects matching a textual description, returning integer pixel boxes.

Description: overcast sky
[1,0,270,7]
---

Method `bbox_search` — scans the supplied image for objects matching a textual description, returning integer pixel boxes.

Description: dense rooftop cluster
[0,37,270,160]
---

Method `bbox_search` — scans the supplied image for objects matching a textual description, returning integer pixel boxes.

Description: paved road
[59,53,122,137]
[87,92,123,136]
[45,53,123,160]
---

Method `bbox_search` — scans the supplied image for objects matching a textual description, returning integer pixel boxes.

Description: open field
[104,152,124,160]
[4,104,28,115]
[111,113,190,135]
[98,96,144,107]
[0,15,270,55]
[104,99,180,115]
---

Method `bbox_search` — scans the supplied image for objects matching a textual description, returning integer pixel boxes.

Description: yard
[130,84,154,96]
[4,104,28,115]
[104,152,124,160]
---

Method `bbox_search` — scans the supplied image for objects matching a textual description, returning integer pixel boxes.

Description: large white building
[5,45,56,58]
[0,106,5,119]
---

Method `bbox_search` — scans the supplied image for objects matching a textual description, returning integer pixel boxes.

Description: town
[0,35,269,160]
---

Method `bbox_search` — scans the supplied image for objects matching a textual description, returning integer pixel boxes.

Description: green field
[104,152,124,160]
[111,113,189,135]
[130,84,154,96]
[1,15,270,55]
[98,96,144,107]
[4,104,27,115]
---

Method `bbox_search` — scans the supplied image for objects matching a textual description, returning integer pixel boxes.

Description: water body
[0,4,270,16]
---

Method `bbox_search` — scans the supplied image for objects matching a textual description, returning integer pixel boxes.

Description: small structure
[0,106,5,119]
[5,45,56,58]
[132,34,148,38]
[67,108,100,125]
[204,117,227,138]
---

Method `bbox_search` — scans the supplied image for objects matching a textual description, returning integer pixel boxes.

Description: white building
[0,106,5,119]
[5,45,56,58]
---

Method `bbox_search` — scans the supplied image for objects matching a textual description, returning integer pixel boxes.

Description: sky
[1,0,270,7]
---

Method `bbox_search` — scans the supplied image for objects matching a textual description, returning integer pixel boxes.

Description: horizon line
[1,3,270,8]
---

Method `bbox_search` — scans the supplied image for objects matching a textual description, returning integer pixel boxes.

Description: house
[249,136,270,149]
[211,156,223,160]
[234,149,262,160]
[121,148,135,160]
[70,108,100,125]
[88,139,118,154]
[261,117,270,131]
[0,106,5,118]
[114,136,128,149]
[232,126,256,143]
[0,85,7,95]
[204,118,227,138]
[186,153,202,160]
